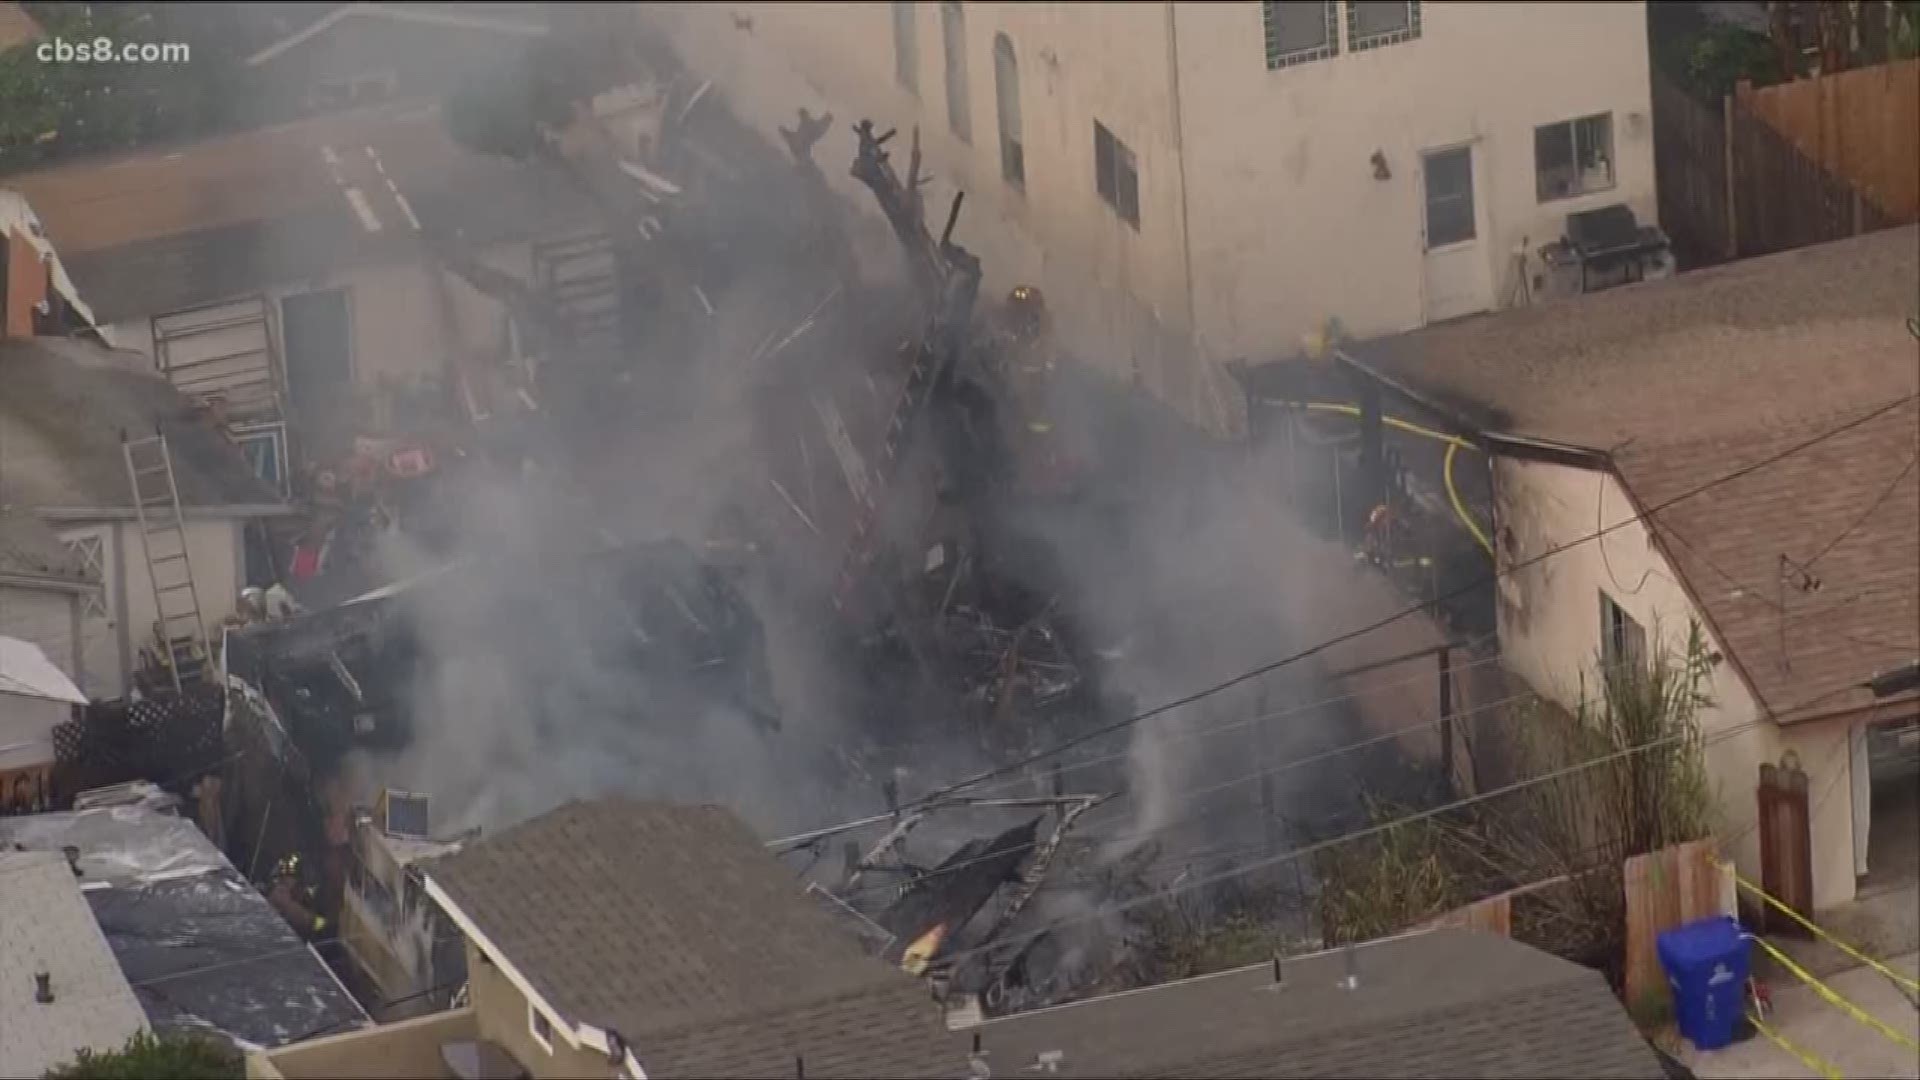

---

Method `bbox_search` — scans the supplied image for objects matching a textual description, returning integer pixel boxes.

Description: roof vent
[1027,1050,1064,1074]
[34,972,53,1004]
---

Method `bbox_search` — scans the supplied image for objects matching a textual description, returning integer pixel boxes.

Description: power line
[830,685,1545,899]
[804,394,1918,835]
[1802,451,1919,572]
[924,685,1859,973]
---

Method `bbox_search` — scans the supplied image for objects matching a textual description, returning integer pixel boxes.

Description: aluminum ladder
[123,433,209,694]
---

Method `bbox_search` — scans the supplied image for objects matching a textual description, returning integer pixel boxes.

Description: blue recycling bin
[1657,915,1752,1051]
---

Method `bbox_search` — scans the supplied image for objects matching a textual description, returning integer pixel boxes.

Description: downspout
[1164,2,1197,337]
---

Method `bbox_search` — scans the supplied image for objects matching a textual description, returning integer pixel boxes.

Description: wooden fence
[1738,60,1920,223]
[1621,840,1733,1014]
[1651,70,1898,269]
[1412,838,1733,1014]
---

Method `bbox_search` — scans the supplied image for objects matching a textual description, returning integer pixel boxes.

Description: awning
[0,635,88,704]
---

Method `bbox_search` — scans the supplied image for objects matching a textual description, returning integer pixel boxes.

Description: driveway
[1680,951,1919,1079]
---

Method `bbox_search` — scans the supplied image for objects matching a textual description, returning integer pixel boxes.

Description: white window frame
[1263,0,1339,69]
[529,1001,556,1054]
[941,1,971,142]
[1534,112,1617,203]
[993,32,1023,189]
[1346,1,1423,52]
[64,536,109,620]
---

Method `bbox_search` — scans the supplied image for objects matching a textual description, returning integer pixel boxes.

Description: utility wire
[944,647,1510,803]
[830,682,1552,900]
[1801,451,1919,573]
[925,692,1852,973]
[794,393,1917,838]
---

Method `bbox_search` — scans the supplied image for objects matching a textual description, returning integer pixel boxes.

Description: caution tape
[1721,863,1920,996]
[1747,1010,1846,1079]
[1749,934,1920,1053]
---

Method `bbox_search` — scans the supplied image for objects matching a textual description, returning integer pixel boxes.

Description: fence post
[1723,93,1740,260]
[1438,646,1456,794]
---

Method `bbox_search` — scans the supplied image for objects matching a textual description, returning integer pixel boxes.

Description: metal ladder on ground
[123,433,209,694]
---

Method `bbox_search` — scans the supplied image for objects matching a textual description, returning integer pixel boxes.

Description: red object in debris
[290,545,322,581]
[388,447,434,478]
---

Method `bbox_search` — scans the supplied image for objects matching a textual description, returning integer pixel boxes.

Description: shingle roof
[1346,228,1920,721]
[2,100,592,321]
[423,798,965,1079]
[0,852,148,1079]
[1347,226,1918,452]
[0,337,285,512]
[959,930,1666,1079]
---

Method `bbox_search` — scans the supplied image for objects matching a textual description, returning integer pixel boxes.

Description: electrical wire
[936,647,1512,804]
[924,694,1853,973]
[831,685,1548,899]
[1800,451,1919,573]
[885,393,1916,817]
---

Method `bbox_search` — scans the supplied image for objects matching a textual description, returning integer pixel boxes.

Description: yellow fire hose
[1275,401,1495,558]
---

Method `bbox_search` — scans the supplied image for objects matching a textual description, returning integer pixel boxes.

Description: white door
[1420,143,1494,323]
[59,526,123,700]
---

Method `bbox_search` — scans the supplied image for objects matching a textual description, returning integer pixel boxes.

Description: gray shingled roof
[1345,227,1920,722]
[0,852,148,1079]
[0,337,283,513]
[423,798,964,1079]
[959,929,1666,1079]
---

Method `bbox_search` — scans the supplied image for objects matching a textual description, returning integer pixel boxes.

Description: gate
[1757,754,1815,933]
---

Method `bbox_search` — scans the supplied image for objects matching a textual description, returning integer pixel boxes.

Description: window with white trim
[1347,1,1422,52]
[1534,113,1615,202]
[1601,591,1647,675]
[1093,121,1139,229]
[1263,0,1338,68]
[63,536,108,619]
[529,1002,555,1053]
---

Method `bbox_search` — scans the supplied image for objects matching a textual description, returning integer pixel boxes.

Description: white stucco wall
[1492,455,1857,909]
[642,2,1654,424]
[54,517,245,700]
[1175,0,1657,355]
[102,250,525,410]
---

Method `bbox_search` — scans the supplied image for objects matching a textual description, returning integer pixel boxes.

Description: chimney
[34,972,53,1004]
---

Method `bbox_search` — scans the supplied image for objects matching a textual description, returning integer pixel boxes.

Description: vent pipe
[1339,942,1360,991]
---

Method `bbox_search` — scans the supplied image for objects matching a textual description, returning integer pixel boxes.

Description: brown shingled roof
[957,929,1666,1078]
[1347,228,1920,722]
[423,798,964,1079]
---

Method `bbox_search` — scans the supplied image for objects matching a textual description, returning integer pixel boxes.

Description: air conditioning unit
[378,789,431,840]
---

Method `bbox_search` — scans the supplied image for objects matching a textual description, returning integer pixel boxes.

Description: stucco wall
[1174,1,1657,355]
[103,248,524,411]
[642,2,1654,426]
[642,1,1233,429]
[1492,455,1857,908]
[466,940,617,1080]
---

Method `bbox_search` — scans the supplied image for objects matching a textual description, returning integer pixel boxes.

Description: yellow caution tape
[1749,935,1920,1053]
[1748,1010,1846,1079]
[1721,864,1920,996]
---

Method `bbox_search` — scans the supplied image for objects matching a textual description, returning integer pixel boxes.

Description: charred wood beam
[978,794,1108,959]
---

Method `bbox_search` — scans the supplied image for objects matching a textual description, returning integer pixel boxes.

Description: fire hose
[1272,401,1495,558]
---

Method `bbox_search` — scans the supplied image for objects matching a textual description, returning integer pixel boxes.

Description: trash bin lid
[1657,915,1747,970]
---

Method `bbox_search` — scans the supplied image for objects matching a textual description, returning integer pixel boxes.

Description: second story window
[1264,0,1338,69]
[1094,121,1140,229]
[942,1,971,142]
[1347,1,1422,51]
[893,2,918,93]
[1535,113,1616,201]
[994,33,1024,188]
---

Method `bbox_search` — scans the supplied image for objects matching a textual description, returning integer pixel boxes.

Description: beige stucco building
[647,0,1659,427]
[1345,227,1920,912]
